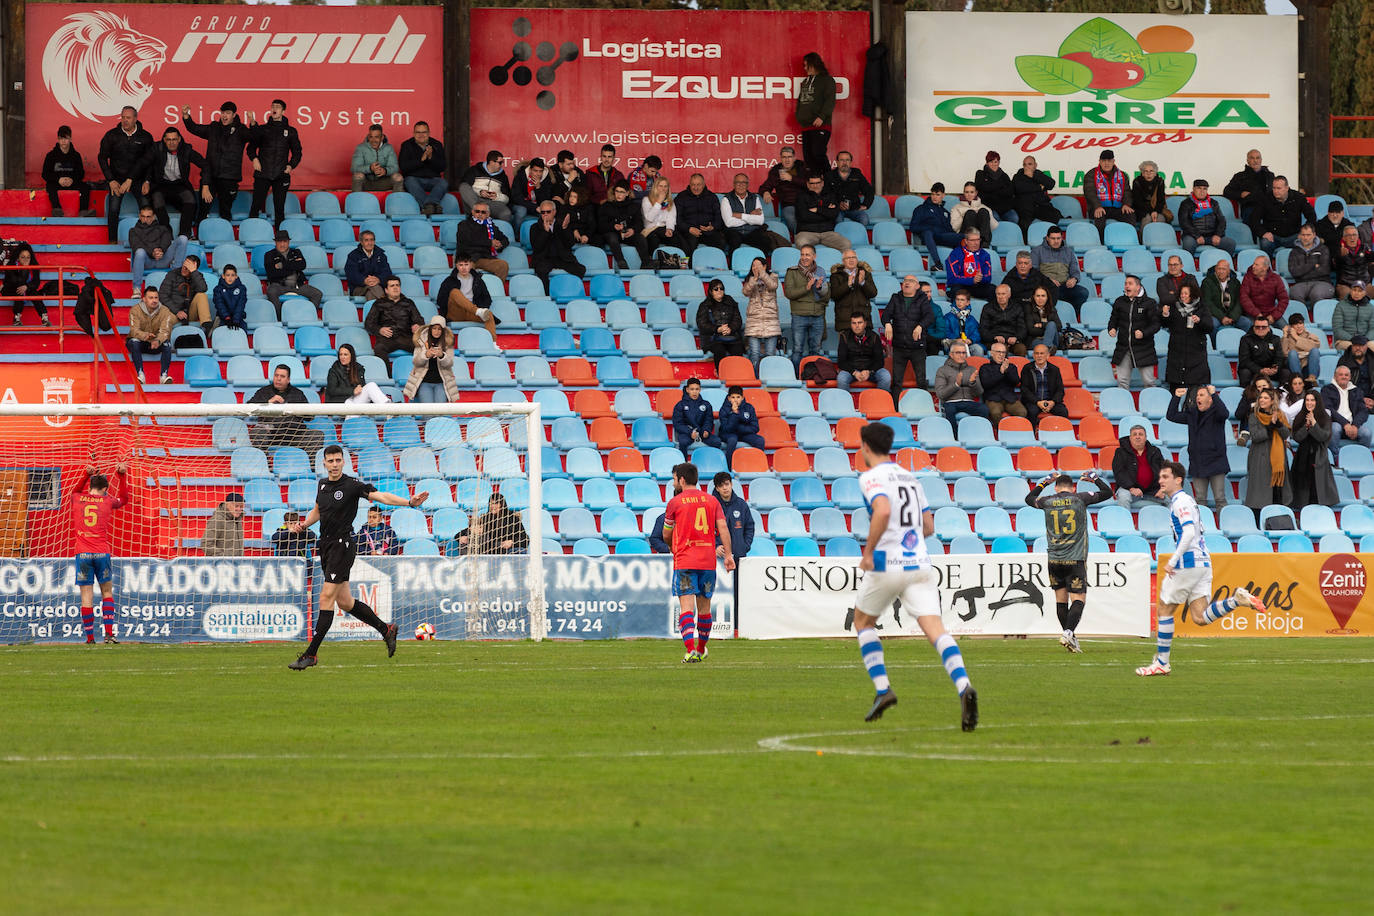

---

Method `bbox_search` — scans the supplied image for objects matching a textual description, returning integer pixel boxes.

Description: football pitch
[2,637,1371,914]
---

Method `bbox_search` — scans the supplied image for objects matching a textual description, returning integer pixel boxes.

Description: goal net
[0,402,544,644]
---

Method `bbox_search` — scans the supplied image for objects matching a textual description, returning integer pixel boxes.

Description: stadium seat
[690,445,728,478]
[600,507,641,541]
[916,417,956,449]
[551,418,592,452]
[543,478,580,512]
[1095,504,1135,540]
[1341,504,1374,538]
[1057,446,1094,474]
[1016,446,1054,475]
[1259,505,1297,538]
[1234,533,1272,554]
[747,478,788,511]
[990,535,1027,553]
[547,275,584,303]
[793,416,837,451]
[782,537,820,557]
[952,476,992,510]
[1015,506,1046,540]
[814,388,856,421]
[994,475,1030,509]
[973,506,1014,540]
[771,448,811,479]
[858,389,897,420]
[226,355,267,388]
[582,478,624,512]
[243,479,284,513]
[825,536,862,557]
[814,447,855,481]
[898,389,937,420]
[231,446,270,481]
[975,446,1016,481]
[629,417,673,451]
[1115,534,1152,555]
[934,507,973,543]
[397,446,438,480]
[1299,505,1340,538]
[624,477,663,511]
[895,447,932,473]
[648,446,685,480]
[572,537,610,556]
[935,447,974,478]
[554,357,598,387]
[590,418,632,450]
[1278,533,1315,553]
[788,476,828,510]
[638,356,679,389]
[1077,356,1116,390]
[730,447,772,479]
[1136,504,1172,541]
[759,355,801,388]
[616,327,656,359]
[768,507,808,540]
[717,356,759,388]
[596,356,639,388]
[997,416,1037,449]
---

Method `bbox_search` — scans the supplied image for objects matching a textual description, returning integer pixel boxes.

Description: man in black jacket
[674,174,729,257]
[264,230,322,315]
[247,365,325,454]
[182,101,250,220]
[1250,175,1315,257]
[599,180,648,269]
[1020,343,1068,427]
[1001,251,1054,309]
[42,126,93,217]
[1222,149,1275,224]
[881,274,940,396]
[1012,155,1059,228]
[1237,316,1288,388]
[794,174,849,251]
[140,128,206,237]
[1111,425,1166,510]
[837,312,891,394]
[982,284,1030,356]
[529,201,585,292]
[365,277,424,359]
[1107,275,1161,389]
[398,121,447,216]
[511,157,556,225]
[454,202,510,281]
[824,151,874,226]
[98,106,154,242]
[979,342,1025,426]
[246,100,302,228]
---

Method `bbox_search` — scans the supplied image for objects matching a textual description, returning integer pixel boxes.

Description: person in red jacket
[1240,254,1290,327]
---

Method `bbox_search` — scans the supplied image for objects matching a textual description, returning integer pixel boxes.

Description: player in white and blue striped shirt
[1136,462,1266,677]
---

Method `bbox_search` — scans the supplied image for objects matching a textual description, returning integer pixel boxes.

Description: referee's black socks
[348,600,389,635]
[306,609,334,656]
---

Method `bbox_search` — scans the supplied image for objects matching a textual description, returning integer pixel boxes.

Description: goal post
[0,400,545,643]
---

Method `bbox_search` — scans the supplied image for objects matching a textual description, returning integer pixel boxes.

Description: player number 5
[83,505,98,527]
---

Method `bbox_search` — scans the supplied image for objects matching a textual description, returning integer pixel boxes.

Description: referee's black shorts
[319,536,357,584]
[1047,560,1088,593]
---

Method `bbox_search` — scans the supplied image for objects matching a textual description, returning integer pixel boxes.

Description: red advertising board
[469,8,869,190]
[24,3,444,189]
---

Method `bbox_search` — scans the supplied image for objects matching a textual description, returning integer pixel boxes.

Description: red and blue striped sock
[101,598,115,638]
[678,609,696,651]
[695,611,713,655]
[80,607,95,642]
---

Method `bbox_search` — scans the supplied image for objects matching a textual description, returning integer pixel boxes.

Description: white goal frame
[0,401,546,641]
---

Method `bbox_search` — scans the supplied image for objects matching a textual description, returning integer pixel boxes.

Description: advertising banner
[0,364,92,442]
[737,555,1152,639]
[24,3,444,189]
[906,12,1298,194]
[469,8,869,190]
[1172,552,1373,638]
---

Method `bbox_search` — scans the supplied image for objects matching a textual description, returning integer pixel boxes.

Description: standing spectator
[1131,160,1171,224]
[1289,393,1338,512]
[1287,225,1335,306]
[830,249,878,332]
[759,147,809,236]
[983,284,1029,357]
[1240,255,1289,327]
[125,287,174,384]
[182,101,250,221]
[934,342,987,424]
[434,255,498,341]
[1238,316,1287,389]
[271,511,317,559]
[1030,225,1089,310]
[455,201,511,281]
[908,183,962,258]
[344,230,392,301]
[1222,149,1274,223]
[98,106,154,243]
[648,511,671,554]
[673,378,721,452]
[1111,425,1166,510]
[1082,149,1135,234]
[140,127,205,237]
[836,312,891,393]
[1202,258,1248,345]
[461,494,529,556]
[404,316,459,404]
[1250,175,1316,256]
[979,342,1025,427]
[1315,200,1355,254]
[2,244,49,327]
[1245,388,1291,511]
[796,52,836,175]
[712,473,754,585]
[940,289,984,355]
[600,180,649,269]
[794,174,849,251]
[944,228,996,302]
[1332,281,1373,350]
[355,507,400,556]
[511,157,555,225]
[742,257,782,369]
[640,176,679,254]
[326,343,390,405]
[627,155,662,200]
[1155,254,1198,311]
[695,279,745,368]
[1279,375,1310,425]
[158,255,212,330]
[674,174,729,257]
[1337,334,1374,395]
[1161,280,1212,390]
[397,121,447,216]
[42,125,93,217]
[457,150,513,222]
[949,181,996,241]
[1333,224,1374,299]
[211,264,247,332]
[264,230,322,315]
[784,245,829,371]
[128,204,188,299]
[881,274,940,395]
[1178,178,1236,257]
[1003,251,1054,309]
[1166,385,1230,510]
[529,200,585,292]
[1024,285,1061,353]
[246,99,302,229]
[1321,364,1371,454]
[1020,343,1067,427]
[722,175,789,256]
[350,125,402,192]
[825,151,875,226]
[1282,313,1323,382]
[365,277,423,360]
[584,144,626,205]
[1107,274,1161,388]
[974,151,1017,225]
[1012,155,1059,228]
[246,365,324,454]
[201,494,245,557]
[718,387,764,462]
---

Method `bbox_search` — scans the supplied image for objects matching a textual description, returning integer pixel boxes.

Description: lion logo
[42,11,167,121]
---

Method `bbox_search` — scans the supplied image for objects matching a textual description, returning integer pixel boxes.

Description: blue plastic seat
[184,355,226,387]
[1095,504,1135,540]
[952,476,993,510]
[789,476,829,510]
[898,389,937,420]
[973,506,1014,540]
[648,446,685,480]
[565,447,607,480]
[577,327,618,358]
[813,447,854,481]
[624,477,664,511]
[794,416,837,451]
[1259,505,1297,538]
[582,478,625,512]
[539,327,579,358]
[932,506,972,542]
[231,446,270,481]
[1235,533,1272,553]
[515,356,558,387]
[994,475,1030,508]
[758,355,801,388]
[690,445,728,478]
[356,445,396,480]
[823,536,861,557]
[613,389,655,421]
[548,274,585,303]
[601,507,641,541]
[272,447,313,481]
[782,537,820,557]
[226,354,267,388]
[958,416,996,449]
[990,535,1027,554]
[1320,532,1355,552]
[947,534,985,555]
[596,356,639,387]
[588,274,623,302]
[1278,533,1314,552]
[630,417,672,450]
[916,416,956,449]
[1113,533,1151,555]
[397,446,438,480]
[243,479,284,513]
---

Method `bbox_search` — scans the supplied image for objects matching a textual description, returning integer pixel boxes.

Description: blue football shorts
[74,552,113,586]
[672,569,716,598]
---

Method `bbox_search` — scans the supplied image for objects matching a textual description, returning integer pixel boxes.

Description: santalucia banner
[1170,552,1372,638]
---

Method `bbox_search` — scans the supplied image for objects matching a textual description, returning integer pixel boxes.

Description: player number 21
[1049,509,1077,536]
[896,486,919,527]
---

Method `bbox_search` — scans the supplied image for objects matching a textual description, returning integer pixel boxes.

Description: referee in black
[288,444,428,670]
[1025,471,1113,654]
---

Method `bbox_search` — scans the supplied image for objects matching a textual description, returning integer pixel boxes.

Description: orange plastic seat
[1037,415,1075,438]
[1078,414,1117,449]
[637,355,679,388]
[799,356,835,388]
[590,417,632,449]
[656,388,683,420]
[729,447,770,475]
[997,415,1034,440]
[835,416,866,449]
[759,416,797,449]
[1016,446,1054,474]
[1063,387,1096,420]
[744,387,779,418]
[966,355,989,372]
[1057,445,1093,473]
[896,447,932,472]
[1050,356,1081,387]
[555,357,598,387]
[772,447,812,475]
[573,389,615,419]
[1007,355,1030,374]
[719,355,760,387]
[935,446,974,474]
[1097,443,1118,473]
[857,388,897,419]
[606,447,646,476]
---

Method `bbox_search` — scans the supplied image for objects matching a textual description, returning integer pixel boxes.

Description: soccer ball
[414,622,436,640]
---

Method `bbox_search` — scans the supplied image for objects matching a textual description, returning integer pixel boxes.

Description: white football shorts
[1159,565,1212,606]
[857,567,940,619]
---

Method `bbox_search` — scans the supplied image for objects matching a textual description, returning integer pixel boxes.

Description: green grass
[2,637,1372,914]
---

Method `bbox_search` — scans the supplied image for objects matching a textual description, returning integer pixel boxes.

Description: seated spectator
[1288,224,1335,305]
[1202,257,1248,345]
[983,284,1029,357]
[201,493,245,557]
[1249,175,1315,256]
[550,150,584,203]
[794,174,849,251]
[350,124,402,192]
[1238,316,1287,388]
[125,287,175,384]
[825,150,874,226]
[934,341,988,424]
[600,180,648,268]
[1245,388,1291,510]
[404,316,458,403]
[759,146,809,235]
[397,120,447,215]
[718,385,764,462]
[459,493,529,555]
[128,205,188,298]
[457,150,513,221]
[42,124,94,217]
[837,312,891,393]
[940,289,984,356]
[1003,250,1054,309]
[270,510,316,559]
[434,255,498,342]
[1024,285,1060,353]
[1082,149,1135,232]
[696,278,745,368]
[1283,313,1323,382]
[979,342,1025,426]
[584,143,626,204]
[830,249,877,332]
[1321,364,1371,454]
[511,156,555,225]
[529,200,585,292]
[1333,280,1373,350]
[344,230,392,300]
[909,183,962,258]
[1178,178,1236,256]
[742,257,781,369]
[1130,160,1171,225]
[628,154,662,199]
[364,277,423,360]
[640,176,679,254]
[1166,385,1230,510]
[673,377,721,452]
[1315,200,1354,253]
[1161,280,1212,390]
[1155,254,1198,310]
[560,185,597,248]
[326,342,390,405]
[1111,424,1166,510]
[1333,224,1374,300]
[1,244,49,328]
[211,264,246,331]
[1240,254,1288,327]
[944,228,996,302]
[722,174,790,256]
[455,201,511,281]
[949,181,996,241]
[881,274,941,394]
[1030,225,1088,309]
[1223,148,1274,223]
[1289,392,1337,512]
[1337,333,1374,394]
[1107,274,1161,388]
[158,254,212,329]
[264,230,322,314]
[784,244,829,371]
[1020,343,1067,427]
[356,507,400,556]
[1011,155,1059,228]
[140,127,206,237]
[246,364,325,453]
[974,151,1017,224]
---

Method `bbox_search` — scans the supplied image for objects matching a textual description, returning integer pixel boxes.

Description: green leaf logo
[1057,18,1142,63]
[1014,55,1093,97]
[1114,52,1197,101]
[1015,17,1197,101]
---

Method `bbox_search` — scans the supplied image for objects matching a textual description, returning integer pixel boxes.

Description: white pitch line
[0,747,754,764]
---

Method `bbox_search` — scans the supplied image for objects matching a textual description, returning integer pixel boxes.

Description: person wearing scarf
[1179,179,1236,255]
[1245,389,1291,511]
[1334,224,1374,299]
[453,201,511,281]
[1082,149,1136,234]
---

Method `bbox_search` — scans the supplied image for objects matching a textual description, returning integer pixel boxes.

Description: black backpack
[74,276,115,337]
